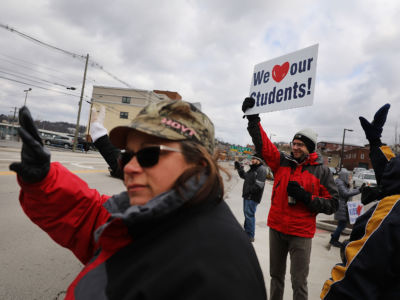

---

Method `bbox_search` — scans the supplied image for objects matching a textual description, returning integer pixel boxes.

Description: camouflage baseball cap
[109,100,215,154]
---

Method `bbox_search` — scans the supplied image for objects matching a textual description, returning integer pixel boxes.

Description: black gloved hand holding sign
[9,106,50,183]
[287,181,312,205]
[241,97,260,122]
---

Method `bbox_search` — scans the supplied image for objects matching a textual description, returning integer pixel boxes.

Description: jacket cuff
[89,122,108,142]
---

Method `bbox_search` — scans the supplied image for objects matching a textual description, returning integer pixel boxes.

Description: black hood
[381,155,400,197]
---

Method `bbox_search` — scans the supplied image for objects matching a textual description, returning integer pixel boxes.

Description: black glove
[360,186,382,205]
[287,181,312,205]
[241,97,260,122]
[234,161,241,170]
[359,183,366,193]
[9,106,51,183]
[359,103,390,145]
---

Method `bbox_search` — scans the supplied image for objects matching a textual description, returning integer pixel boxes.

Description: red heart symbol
[272,62,290,83]
[357,205,362,215]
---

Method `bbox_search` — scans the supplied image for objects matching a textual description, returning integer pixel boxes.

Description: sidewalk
[316,212,352,235]
[0,139,21,149]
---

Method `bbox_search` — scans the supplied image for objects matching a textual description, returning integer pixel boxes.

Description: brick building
[317,141,360,152]
[342,147,372,170]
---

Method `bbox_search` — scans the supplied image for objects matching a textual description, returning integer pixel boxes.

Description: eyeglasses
[291,141,306,148]
[119,145,182,169]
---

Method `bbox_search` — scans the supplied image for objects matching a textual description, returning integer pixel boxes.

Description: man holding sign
[242,45,338,300]
[242,96,338,300]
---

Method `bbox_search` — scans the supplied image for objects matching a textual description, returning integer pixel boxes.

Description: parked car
[43,134,74,149]
[353,171,377,188]
[67,134,94,151]
[353,167,367,176]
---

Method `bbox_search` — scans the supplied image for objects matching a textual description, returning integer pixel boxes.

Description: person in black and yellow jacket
[321,103,400,299]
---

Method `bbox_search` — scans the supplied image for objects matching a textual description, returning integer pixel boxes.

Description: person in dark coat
[328,169,361,248]
[234,154,267,242]
[10,100,268,300]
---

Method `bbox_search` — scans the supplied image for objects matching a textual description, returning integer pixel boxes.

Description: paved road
[0,141,347,299]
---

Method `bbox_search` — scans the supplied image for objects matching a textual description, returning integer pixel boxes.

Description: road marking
[0,171,15,175]
[71,169,109,174]
[70,163,94,169]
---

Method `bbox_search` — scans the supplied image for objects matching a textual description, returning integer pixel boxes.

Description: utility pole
[11,106,18,141]
[12,107,17,124]
[340,128,353,171]
[86,100,94,143]
[73,54,89,151]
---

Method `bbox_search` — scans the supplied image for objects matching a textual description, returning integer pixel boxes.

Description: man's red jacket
[248,121,339,238]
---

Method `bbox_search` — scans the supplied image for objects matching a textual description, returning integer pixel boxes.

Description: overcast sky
[1,0,399,147]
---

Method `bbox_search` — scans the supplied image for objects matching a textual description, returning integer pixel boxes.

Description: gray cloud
[0,0,399,147]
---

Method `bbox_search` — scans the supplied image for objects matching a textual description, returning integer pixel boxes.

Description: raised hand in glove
[359,103,390,145]
[287,181,312,205]
[9,106,50,183]
[241,97,260,122]
[89,105,107,142]
[234,161,241,170]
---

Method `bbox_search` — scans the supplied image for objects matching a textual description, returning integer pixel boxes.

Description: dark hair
[172,140,229,204]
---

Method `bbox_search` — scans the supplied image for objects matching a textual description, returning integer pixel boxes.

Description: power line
[88,63,133,88]
[0,55,73,83]
[0,52,66,74]
[0,52,97,84]
[0,22,133,88]
[0,75,81,98]
[0,68,79,90]
[0,23,87,60]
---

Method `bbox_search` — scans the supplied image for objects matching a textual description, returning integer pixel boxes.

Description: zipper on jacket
[272,180,280,204]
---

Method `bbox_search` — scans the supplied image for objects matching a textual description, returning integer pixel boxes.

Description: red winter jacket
[248,121,339,238]
[17,162,267,300]
[18,162,113,264]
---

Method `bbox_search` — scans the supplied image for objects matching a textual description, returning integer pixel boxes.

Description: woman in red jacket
[10,100,267,300]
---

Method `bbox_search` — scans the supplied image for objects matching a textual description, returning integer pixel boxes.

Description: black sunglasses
[118,145,182,169]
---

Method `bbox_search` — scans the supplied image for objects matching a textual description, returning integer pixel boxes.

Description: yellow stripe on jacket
[320,194,400,299]
[380,145,395,161]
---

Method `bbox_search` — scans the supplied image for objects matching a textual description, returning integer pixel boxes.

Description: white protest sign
[347,201,364,225]
[246,44,319,115]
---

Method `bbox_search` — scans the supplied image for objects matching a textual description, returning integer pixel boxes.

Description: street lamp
[340,128,353,171]
[23,88,32,106]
